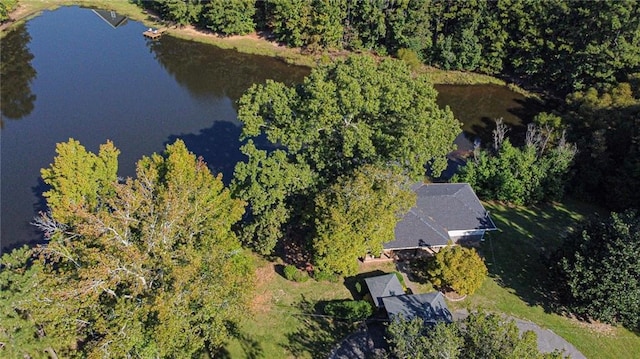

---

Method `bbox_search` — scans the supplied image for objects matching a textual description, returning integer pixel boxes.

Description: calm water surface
[0,6,539,252]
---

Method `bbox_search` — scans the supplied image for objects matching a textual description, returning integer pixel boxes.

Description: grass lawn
[223,259,401,358]
[222,258,354,358]
[226,199,639,358]
[455,199,640,359]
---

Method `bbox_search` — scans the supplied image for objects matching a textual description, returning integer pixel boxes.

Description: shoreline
[1,1,538,98]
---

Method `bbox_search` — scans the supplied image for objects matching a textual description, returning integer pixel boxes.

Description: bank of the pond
[3,0,538,98]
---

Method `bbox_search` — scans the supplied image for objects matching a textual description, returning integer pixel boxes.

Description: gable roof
[384,183,496,250]
[382,292,452,324]
[92,10,129,29]
[364,273,405,308]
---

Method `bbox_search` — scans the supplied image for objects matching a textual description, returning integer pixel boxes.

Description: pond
[0,6,540,252]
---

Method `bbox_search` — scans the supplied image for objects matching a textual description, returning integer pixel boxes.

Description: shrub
[313,269,340,282]
[283,264,298,281]
[427,245,487,296]
[324,300,373,322]
[396,48,422,71]
[354,281,362,294]
[293,269,309,282]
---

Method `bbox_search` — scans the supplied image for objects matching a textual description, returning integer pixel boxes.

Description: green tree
[40,139,119,224]
[427,245,487,296]
[387,311,560,359]
[151,0,204,26]
[0,0,18,23]
[312,165,415,275]
[386,315,433,359]
[0,247,57,358]
[462,311,543,359]
[266,0,313,47]
[454,119,576,205]
[349,0,388,51]
[385,0,432,58]
[309,0,346,49]
[238,54,459,181]
[550,210,640,331]
[565,82,640,210]
[235,55,459,256]
[231,142,315,254]
[202,0,255,35]
[24,139,254,356]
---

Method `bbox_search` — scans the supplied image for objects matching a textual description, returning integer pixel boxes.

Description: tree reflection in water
[1,23,37,127]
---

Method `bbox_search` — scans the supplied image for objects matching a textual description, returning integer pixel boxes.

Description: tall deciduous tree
[550,210,640,331]
[21,139,254,357]
[238,54,459,181]
[233,54,460,255]
[313,165,415,275]
[231,141,315,254]
[202,0,256,35]
[40,139,119,224]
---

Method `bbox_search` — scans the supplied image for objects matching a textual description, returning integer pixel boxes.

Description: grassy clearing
[227,199,639,359]
[456,199,640,359]
[223,257,354,358]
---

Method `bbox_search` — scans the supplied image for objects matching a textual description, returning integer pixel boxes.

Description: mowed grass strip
[458,199,640,359]
[223,258,354,359]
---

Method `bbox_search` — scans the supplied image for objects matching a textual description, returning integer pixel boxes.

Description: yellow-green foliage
[313,165,416,276]
[28,139,254,357]
[427,245,487,296]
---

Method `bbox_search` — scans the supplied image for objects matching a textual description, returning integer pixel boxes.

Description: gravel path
[453,309,586,359]
[330,311,586,359]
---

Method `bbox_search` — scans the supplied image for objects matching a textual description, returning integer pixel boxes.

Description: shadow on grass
[216,322,264,359]
[343,270,388,300]
[284,296,355,359]
[479,200,601,313]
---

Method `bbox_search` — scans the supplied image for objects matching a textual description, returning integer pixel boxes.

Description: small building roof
[364,273,405,308]
[382,292,452,324]
[384,183,496,250]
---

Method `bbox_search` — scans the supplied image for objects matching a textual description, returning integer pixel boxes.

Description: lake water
[0,6,538,252]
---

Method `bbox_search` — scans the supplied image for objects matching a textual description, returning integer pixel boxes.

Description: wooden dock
[143,29,163,39]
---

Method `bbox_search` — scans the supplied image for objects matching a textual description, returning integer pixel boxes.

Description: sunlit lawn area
[456,199,640,359]
[222,259,354,358]
[227,199,639,358]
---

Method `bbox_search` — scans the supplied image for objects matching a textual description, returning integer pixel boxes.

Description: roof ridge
[409,208,450,241]
[383,274,399,296]
[452,184,486,221]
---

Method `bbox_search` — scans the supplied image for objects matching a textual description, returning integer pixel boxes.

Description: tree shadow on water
[167,121,243,186]
[167,121,277,186]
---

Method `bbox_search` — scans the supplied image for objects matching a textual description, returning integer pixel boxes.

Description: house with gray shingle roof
[364,273,405,308]
[382,292,452,324]
[382,183,496,254]
[363,274,453,324]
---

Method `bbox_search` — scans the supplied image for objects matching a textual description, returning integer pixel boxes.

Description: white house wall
[448,229,486,238]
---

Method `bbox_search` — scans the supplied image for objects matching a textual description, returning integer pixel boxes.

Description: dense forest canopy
[143,0,640,95]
